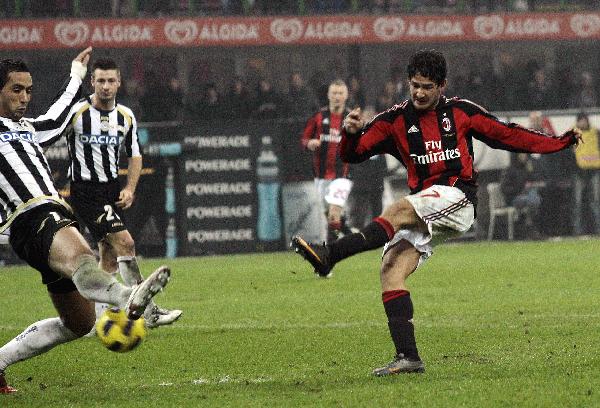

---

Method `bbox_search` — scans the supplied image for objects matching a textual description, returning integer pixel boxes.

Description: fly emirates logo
[410,140,460,165]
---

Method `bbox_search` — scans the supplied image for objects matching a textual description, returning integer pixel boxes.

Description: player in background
[291,49,581,376]
[0,48,171,394]
[41,58,182,330]
[301,79,353,245]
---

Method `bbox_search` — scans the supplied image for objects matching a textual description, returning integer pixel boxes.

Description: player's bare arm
[117,156,142,209]
[343,107,364,134]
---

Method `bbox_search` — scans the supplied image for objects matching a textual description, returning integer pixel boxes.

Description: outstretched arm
[467,106,581,153]
[36,47,92,146]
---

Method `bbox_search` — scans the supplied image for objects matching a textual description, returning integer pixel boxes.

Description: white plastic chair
[486,182,517,240]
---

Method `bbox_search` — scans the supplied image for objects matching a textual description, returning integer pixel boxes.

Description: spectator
[500,153,543,239]
[223,76,252,119]
[490,51,524,111]
[529,111,575,236]
[375,80,400,112]
[29,0,72,17]
[76,0,111,17]
[251,78,283,119]
[286,72,318,119]
[138,0,171,15]
[307,0,349,14]
[570,71,598,109]
[139,70,174,122]
[346,75,366,109]
[526,68,555,110]
[197,82,227,120]
[572,112,600,235]
[118,78,143,120]
[163,77,184,121]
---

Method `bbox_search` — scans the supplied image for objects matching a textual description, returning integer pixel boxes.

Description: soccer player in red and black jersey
[291,49,581,376]
[301,79,353,243]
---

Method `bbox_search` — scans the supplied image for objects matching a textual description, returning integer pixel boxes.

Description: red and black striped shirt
[302,107,351,180]
[341,96,577,207]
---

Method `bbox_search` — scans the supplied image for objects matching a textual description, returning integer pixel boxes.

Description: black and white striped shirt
[0,75,82,232]
[42,96,140,183]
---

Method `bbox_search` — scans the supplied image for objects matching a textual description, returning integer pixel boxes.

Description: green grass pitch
[1,238,599,407]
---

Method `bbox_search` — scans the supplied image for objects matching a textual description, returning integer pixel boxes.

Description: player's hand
[74,46,92,66]
[71,46,92,80]
[116,188,135,209]
[343,108,364,134]
[563,127,583,146]
[306,139,321,151]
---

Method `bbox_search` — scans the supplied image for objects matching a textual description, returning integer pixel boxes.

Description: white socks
[0,318,78,372]
[71,255,131,308]
[117,256,143,286]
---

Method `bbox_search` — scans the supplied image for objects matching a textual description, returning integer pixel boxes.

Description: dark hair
[576,112,588,122]
[407,49,447,86]
[91,58,119,73]
[0,59,30,89]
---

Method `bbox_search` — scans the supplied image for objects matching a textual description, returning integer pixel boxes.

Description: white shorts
[314,178,353,208]
[383,185,474,267]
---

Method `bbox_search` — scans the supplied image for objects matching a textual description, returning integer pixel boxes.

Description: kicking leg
[50,226,169,319]
[106,231,182,327]
[292,197,426,276]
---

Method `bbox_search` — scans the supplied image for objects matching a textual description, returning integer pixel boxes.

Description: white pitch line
[1,314,599,333]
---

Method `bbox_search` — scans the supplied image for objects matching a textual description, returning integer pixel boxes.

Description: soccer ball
[96,307,147,353]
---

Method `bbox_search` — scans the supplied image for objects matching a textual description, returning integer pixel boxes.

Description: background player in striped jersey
[292,49,582,376]
[301,79,353,244]
[42,58,182,330]
[0,48,171,394]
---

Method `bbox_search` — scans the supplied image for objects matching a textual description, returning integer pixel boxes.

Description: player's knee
[109,233,135,255]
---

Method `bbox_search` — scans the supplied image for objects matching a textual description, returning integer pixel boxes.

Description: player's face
[328,84,348,110]
[91,69,120,104]
[409,74,445,111]
[0,71,32,121]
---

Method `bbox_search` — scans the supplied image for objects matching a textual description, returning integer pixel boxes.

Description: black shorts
[9,203,78,293]
[69,180,127,242]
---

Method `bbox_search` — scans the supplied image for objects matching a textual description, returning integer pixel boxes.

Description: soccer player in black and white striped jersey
[41,58,182,330]
[0,48,172,394]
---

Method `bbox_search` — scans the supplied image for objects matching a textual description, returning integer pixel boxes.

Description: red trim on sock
[328,221,342,230]
[382,290,410,303]
[373,217,395,240]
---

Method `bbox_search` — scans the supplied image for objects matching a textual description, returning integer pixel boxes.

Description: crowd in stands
[121,51,598,124]
[0,0,597,18]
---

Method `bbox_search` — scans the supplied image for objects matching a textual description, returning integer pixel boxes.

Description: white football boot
[144,304,183,329]
[125,265,171,320]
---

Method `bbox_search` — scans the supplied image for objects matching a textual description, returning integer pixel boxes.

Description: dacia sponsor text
[0,131,36,143]
[79,134,120,145]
